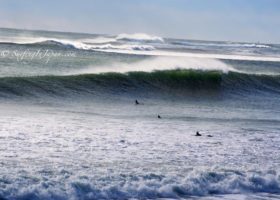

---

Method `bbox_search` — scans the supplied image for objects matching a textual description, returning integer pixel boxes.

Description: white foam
[0,36,91,49]
[1,170,279,199]
[0,33,163,46]
[54,39,155,51]
[116,33,164,42]
[66,56,235,76]
[0,36,156,51]
[177,41,271,49]
[96,49,280,62]
[2,35,278,62]
[241,43,271,48]
[80,37,117,44]
[0,36,47,44]
[88,44,155,51]
[48,39,155,51]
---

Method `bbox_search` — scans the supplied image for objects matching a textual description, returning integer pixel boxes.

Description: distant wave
[96,49,280,62]
[47,39,155,51]
[241,43,271,48]
[0,32,164,50]
[61,33,164,45]
[90,44,155,51]
[173,41,271,48]
[81,33,165,43]
[80,37,117,44]
[0,36,47,45]
[0,38,156,51]
[0,170,279,199]
[1,35,280,63]
[116,33,164,42]
[2,35,279,61]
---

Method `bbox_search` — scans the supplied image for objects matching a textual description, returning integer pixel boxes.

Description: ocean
[0,28,279,200]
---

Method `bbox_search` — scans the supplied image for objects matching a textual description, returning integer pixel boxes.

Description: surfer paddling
[195,131,213,137]
[135,99,144,105]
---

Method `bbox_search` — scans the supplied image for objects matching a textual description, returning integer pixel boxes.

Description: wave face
[0,70,280,99]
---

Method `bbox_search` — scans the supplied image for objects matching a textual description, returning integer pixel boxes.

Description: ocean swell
[0,70,280,99]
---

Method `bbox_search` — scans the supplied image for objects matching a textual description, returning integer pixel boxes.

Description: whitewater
[0,28,279,200]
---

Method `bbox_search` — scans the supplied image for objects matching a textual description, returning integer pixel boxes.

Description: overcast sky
[0,0,279,43]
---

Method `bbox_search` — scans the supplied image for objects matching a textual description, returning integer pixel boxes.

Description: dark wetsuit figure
[196,131,202,136]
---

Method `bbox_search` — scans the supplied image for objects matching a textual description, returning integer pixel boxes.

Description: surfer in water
[135,100,140,105]
[158,115,161,119]
[196,131,202,136]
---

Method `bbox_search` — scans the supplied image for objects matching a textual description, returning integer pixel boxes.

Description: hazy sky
[0,0,279,43]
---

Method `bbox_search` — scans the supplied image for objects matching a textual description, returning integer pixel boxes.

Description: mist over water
[0,28,280,200]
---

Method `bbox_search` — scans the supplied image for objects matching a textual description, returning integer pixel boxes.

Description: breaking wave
[116,33,164,42]
[0,33,164,51]
[0,69,280,99]
[31,39,156,51]
[0,37,156,51]
[69,57,234,75]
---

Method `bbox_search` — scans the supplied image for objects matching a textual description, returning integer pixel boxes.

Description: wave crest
[116,33,164,42]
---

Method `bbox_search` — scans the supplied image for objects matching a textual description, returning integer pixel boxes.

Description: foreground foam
[0,170,279,199]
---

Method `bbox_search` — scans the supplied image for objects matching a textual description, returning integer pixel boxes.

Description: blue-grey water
[0,28,280,200]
